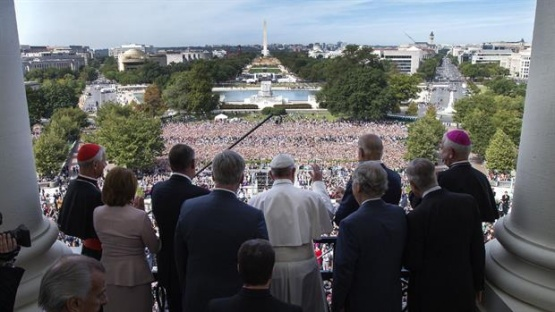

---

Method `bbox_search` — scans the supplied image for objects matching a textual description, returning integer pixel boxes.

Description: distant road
[422,57,468,123]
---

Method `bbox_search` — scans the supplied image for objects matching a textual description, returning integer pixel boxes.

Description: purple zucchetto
[446,129,471,146]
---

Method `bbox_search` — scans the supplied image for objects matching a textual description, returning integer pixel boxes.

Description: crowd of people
[22,119,517,312]
[161,118,408,170]
[36,119,510,254]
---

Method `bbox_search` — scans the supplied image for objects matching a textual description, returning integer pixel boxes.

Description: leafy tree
[453,93,497,123]
[454,91,523,151]
[389,73,421,106]
[32,105,90,178]
[140,84,165,117]
[51,107,88,128]
[88,58,103,69]
[26,87,46,125]
[274,51,330,82]
[466,81,481,95]
[100,56,118,78]
[96,102,135,125]
[417,57,440,81]
[25,67,77,82]
[163,62,219,115]
[447,54,459,66]
[462,109,496,158]
[261,107,287,116]
[48,116,80,143]
[424,107,445,139]
[25,78,83,125]
[492,109,522,146]
[163,72,192,110]
[209,54,256,83]
[459,63,509,81]
[318,67,392,119]
[486,129,517,172]
[33,131,68,178]
[141,61,167,84]
[317,48,393,120]
[486,77,526,97]
[91,105,164,170]
[406,102,418,116]
[42,78,83,109]
[426,105,438,118]
[405,112,445,161]
[79,66,99,82]
[49,107,89,142]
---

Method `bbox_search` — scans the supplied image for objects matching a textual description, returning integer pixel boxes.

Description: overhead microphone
[194,113,282,177]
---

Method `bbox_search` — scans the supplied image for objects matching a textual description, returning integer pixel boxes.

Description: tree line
[29,47,523,174]
[98,52,256,116]
[25,65,98,126]
[275,45,425,120]
[454,85,522,172]
[405,62,524,173]
[33,108,88,177]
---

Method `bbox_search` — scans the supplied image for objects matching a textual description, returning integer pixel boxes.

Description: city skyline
[15,0,536,49]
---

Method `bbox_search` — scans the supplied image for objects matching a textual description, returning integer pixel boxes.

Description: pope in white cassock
[248,154,334,312]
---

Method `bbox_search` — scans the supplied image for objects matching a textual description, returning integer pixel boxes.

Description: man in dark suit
[404,158,485,312]
[332,161,407,312]
[174,150,269,312]
[208,239,302,312]
[438,129,499,222]
[501,191,511,216]
[334,134,402,226]
[151,144,210,312]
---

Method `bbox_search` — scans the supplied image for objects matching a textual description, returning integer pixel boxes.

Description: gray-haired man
[332,161,407,312]
[39,254,107,312]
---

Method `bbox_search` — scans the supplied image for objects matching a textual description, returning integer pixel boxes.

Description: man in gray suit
[332,161,407,312]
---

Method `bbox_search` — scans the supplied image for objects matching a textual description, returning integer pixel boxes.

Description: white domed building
[117,48,147,71]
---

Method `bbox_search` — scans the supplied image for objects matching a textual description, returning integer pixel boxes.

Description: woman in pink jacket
[94,167,160,312]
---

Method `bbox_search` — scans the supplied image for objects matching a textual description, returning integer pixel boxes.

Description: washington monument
[262,19,270,57]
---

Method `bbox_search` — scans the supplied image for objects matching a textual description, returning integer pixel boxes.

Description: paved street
[419,57,468,123]
[82,78,117,112]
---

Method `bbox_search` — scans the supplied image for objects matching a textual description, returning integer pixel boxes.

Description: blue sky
[14,0,536,49]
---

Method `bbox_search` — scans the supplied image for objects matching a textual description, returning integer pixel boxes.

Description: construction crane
[404,32,417,44]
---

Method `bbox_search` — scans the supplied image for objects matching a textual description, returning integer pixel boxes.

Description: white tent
[214,113,228,121]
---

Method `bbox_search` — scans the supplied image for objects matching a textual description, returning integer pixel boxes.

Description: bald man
[334,134,402,226]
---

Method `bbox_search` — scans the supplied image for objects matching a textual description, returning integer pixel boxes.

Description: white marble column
[0,1,72,311]
[483,1,555,311]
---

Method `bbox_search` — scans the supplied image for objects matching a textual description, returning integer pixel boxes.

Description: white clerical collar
[422,186,442,198]
[171,172,192,182]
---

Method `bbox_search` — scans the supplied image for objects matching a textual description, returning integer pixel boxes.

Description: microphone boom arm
[194,114,276,177]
